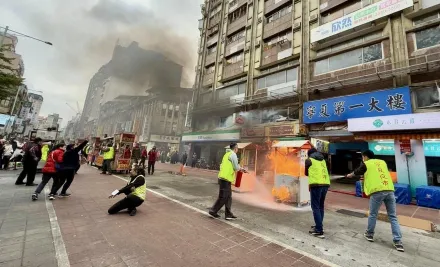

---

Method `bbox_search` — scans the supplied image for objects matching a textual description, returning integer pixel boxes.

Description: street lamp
[0,26,53,47]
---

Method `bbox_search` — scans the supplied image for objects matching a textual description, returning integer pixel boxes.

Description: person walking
[147,146,157,175]
[209,143,241,220]
[191,152,197,168]
[101,143,115,175]
[179,151,188,174]
[15,138,42,186]
[131,143,141,165]
[50,140,88,199]
[32,143,65,201]
[108,167,146,216]
[347,150,404,252]
[304,148,330,239]
[3,141,13,170]
[140,147,147,169]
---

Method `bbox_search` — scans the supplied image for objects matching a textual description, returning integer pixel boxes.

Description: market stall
[113,133,136,173]
[95,136,114,168]
[270,140,312,206]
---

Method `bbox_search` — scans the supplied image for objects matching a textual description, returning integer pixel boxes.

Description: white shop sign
[150,134,181,144]
[348,112,440,132]
[182,131,240,142]
[311,0,413,42]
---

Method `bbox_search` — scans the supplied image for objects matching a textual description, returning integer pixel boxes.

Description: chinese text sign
[303,86,411,124]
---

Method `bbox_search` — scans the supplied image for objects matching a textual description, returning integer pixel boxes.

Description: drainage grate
[336,209,367,218]
[147,186,160,190]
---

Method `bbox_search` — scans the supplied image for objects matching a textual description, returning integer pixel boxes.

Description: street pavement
[142,163,440,267]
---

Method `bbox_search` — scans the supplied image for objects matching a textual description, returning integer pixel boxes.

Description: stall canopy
[272,140,310,148]
[224,143,252,149]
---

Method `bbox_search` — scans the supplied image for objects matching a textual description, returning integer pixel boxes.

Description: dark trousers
[310,186,329,233]
[147,161,155,174]
[108,194,144,214]
[51,169,75,195]
[16,160,38,185]
[191,160,196,168]
[102,160,112,173]
[35,173,57,194]
[210,179,233,215]
[140,157,146,168]
[3,156,10,169]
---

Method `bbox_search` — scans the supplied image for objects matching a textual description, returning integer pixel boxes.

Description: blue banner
[303,86,412,124]
[368,141,395,156]
[423,141,440,157]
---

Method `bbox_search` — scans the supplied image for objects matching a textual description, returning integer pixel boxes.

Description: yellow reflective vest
[308,158,330,185]
[364,159,394,196]
[218,151,235,183]
[103,147,115,160]
[130,175,147,200]
[41,145,49,161]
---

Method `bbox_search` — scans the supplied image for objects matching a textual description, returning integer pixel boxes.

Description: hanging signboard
[399,140,411,154]
[311,0,414,42]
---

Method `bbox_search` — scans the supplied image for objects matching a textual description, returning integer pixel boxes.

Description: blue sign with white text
[303,86,411,124]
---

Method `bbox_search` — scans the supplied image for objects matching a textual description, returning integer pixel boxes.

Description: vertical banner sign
[399,140,411,154]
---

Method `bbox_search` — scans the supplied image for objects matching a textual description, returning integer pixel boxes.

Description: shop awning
[355,133,440,141]
[225,143,252,149]
[272,140,310,148]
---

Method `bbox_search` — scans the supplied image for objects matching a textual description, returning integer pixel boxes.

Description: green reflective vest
[308,158,330,185]
[41,145,49,161]
[218,151,235,183]
[130,175,147,200]
[364,159,394,196]
[103,147,115,160]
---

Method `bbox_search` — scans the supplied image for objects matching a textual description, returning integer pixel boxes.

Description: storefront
[348,112,440,195]
[303,86,412,193]
[148,134,181,154]
[181,129,240,167]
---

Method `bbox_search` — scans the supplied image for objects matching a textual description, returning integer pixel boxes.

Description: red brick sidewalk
[52,166,333,267]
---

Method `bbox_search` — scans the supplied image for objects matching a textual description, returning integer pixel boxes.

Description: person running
[32,143,65,201]
[15,138,42,186]
[347,150,404,252]
[50,140,88,199]
[108,167,146,216]
[209,143,242,220]
[304,148,330,238]
[147,146,157,175]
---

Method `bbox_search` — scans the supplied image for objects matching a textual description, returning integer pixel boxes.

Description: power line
[0,26,52,46]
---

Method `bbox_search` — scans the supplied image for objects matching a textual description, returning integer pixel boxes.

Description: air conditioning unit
[310,14,318,23]
[293,22,301,30]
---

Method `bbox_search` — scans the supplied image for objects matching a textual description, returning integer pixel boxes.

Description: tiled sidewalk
[53,166,333,267]
[0,171,57,267]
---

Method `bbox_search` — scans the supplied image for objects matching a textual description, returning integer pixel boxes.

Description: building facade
[191,0,440,191]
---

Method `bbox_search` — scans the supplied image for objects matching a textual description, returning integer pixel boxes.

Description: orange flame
[266,141,302,177]
[271,186,292,202]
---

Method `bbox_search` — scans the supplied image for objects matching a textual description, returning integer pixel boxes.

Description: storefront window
[415,26,440,50]
[414,86,440,109]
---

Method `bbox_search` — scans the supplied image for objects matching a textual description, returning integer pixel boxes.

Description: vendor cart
[271,140,312,207]
[113,132,136,173]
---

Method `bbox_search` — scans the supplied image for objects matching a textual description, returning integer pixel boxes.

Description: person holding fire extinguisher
[209,143,243,220]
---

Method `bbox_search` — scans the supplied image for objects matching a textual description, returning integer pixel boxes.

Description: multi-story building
[189,0,440,191]
[27,93,43,125]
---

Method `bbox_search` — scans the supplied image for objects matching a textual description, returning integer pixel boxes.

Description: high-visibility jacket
[364,159,394,196]
[103,147,115,160]
[41,145,49,161]
[218,151,235,183]
[130,175,146,200]
[308,158,330,185]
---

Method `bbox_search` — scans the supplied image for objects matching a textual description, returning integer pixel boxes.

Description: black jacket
[181,153,188,164]
[117,175,145,196]
[62,141,88,170]
[304,151,330,188]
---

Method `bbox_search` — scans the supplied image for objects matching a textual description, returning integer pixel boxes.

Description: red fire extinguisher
[234,170,247,188]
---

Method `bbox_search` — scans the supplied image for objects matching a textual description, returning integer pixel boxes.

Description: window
[316,31,382,56]
[415,86,440,108]
[210,4,222,17]
[415,26,440,50]
[161,104,167,116]
[314,43,383,75]
[264,31,293,51]
[267,5,292,23]
[207,46,216,55]
[225,53,243,65]
[256,68,298,89]
[229,5,247,23]
[219,116,228,127]
[205,65,215,74]
[216,83,246,100]
[422,0,440,9]
[227,30,245,45]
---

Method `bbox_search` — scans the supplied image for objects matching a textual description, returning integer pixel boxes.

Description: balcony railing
[223,61,244,80]
[229,0,248,13]
[263,14,292,40]
[205,53,217,66]
[225,39,245,57]
[262,40,292,66]
[227,15,247,35]
[264,0,291,15]
[202,72,215,87]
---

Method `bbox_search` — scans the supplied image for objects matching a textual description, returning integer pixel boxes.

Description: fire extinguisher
[234,169,248,188]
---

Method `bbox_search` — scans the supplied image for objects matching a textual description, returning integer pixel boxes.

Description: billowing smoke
[0,0,202,122]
